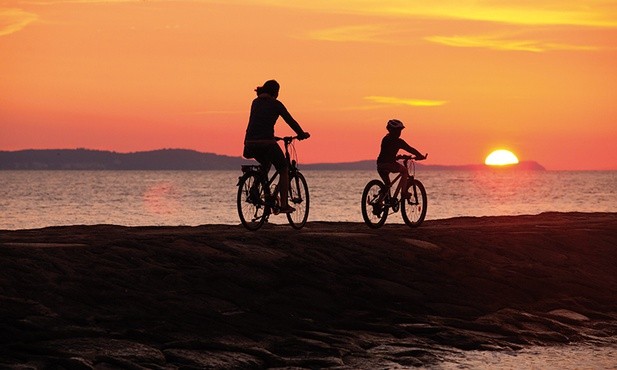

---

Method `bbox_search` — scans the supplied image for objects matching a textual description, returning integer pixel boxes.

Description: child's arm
[400,139,425,159]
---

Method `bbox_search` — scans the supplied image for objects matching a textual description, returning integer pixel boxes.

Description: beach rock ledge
[1,212,616,368]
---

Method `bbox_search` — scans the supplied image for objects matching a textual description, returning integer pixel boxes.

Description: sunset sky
[2,1,616,170]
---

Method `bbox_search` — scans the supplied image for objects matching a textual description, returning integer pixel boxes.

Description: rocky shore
[1,212,616,368]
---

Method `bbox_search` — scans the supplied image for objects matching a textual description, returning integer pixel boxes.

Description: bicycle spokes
[238,135,310,231]
[401,180,427,227]
[238,173,269,230]
[361,180,389,228]
[287,172,309,229]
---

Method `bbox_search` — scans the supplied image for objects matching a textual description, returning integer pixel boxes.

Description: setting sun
[485,149,520,166]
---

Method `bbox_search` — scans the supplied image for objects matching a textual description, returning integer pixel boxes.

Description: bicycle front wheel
[402,179,427,227]
[237,172,269,231]
[361,179,388,228]
[286,172,309,229]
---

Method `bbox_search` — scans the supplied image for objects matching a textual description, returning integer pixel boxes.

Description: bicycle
[237,136,310,231]
[361,154,428,228]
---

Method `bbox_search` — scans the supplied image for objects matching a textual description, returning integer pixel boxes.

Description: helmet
[386,119,405,130]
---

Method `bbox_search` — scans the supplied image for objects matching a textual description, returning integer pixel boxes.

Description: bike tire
[237,172,269,231]
[401,179,427,227]
[361,179,388,228]
[286,172,309,229]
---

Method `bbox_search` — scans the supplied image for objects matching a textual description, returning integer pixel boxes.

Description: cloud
[425,34,601,52]
[364,96,447,107]
[415,2,617,28]
[0,8,38,36]
[221,1,617,28]
[17,0,144,3]
[306,24,394,43]
[15,1,617,29]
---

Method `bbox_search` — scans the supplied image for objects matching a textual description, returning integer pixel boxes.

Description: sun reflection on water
[142,181,179,215]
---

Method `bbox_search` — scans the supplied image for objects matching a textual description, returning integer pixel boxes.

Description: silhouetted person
[377,119,425,198]
[243,79,310,213]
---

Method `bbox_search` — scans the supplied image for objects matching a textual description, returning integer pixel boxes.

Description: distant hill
[0,149,546,171]
[0,149,247,170]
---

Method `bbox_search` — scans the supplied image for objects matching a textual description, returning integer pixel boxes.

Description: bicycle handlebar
[274,136,293,142]
[397,153,428,161]
[274,133,310,143]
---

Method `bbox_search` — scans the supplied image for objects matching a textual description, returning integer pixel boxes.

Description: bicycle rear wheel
[361,179,388,228]
[286,172,309,229]
[402,179,427,227]
[237,172,269,231]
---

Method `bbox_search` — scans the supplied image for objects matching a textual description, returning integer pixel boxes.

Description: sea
[2,170,617,368]
[0,169,616,230]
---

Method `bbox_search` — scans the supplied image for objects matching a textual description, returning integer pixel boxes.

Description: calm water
[1,170,616,230]
[2,171,617,367]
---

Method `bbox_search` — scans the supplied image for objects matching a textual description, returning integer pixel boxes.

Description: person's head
[386,119,405,137]
[255,79,280,98]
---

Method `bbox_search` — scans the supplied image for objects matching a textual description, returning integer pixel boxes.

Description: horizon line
[4,147,617,171]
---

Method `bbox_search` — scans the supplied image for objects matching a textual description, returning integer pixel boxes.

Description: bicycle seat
[241,165,262,173]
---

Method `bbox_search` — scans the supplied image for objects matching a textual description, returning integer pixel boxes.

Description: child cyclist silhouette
[377,119,426,199]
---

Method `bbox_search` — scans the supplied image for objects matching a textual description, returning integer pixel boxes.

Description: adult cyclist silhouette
[243,79,310,213]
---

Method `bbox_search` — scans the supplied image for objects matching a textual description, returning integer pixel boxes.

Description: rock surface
[0,212,616,368]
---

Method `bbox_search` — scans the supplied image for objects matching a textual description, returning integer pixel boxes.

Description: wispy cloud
[0,8,38,36]
[221,1,617,28]
[425,34,601,52]
[364,96,447,107]
[411,2,617,28]
[16,0,144,3]
[13,1,617,29]
[306,24,394,43]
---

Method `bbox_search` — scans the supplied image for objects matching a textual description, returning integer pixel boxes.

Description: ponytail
[255,79,280,97]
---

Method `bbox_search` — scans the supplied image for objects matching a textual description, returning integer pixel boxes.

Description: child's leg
[378,170,391,187]
[377,163,394,187]
[397,164,410,198]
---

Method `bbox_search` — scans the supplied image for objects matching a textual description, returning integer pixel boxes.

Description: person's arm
[277,101,308,137]
[399,138,424,159]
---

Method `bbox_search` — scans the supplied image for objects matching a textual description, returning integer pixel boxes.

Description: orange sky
[1,1,616,170]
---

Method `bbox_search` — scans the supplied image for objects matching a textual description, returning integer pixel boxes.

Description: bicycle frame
[256,136,298,205]
[238,134,310,231]
[361,154,427,228]
[384,172,404,200]
[238,135,305,219]
[380,157,417,204]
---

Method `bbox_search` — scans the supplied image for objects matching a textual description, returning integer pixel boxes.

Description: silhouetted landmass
[0,149,545,170]
[0,149,246,170]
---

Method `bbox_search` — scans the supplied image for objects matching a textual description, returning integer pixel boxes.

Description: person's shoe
[279,205,296,214]
[372,204,383,216]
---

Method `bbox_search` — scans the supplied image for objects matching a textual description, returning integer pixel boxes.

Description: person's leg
[251,147,272,185]
[269,144,294,213]
[379,162,406,190]
[279,168,291,208]
[377,169,391,188]
[398,163,410,198]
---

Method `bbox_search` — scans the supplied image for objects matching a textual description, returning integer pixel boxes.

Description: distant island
[0,148,545,171]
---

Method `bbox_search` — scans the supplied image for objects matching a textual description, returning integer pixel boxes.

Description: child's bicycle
[236,136,309,231]
[361,154,428,228]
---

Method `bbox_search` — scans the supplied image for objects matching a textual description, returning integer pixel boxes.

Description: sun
[485,149,519,166]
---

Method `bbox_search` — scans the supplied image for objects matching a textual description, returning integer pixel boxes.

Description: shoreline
[3,210,615,231]
[1,212,616,368]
